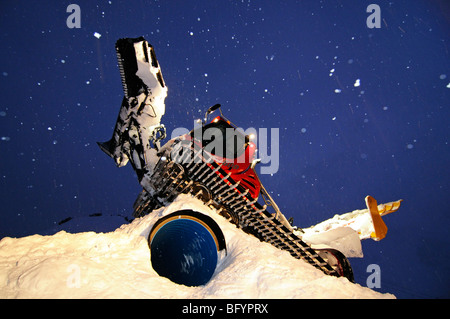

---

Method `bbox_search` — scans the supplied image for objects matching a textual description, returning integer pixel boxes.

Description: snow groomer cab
[184,104,261,200]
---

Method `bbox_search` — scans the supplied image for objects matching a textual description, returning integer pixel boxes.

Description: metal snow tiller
[98,37,356,285]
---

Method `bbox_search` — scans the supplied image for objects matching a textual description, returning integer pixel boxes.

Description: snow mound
[0,195,395,299]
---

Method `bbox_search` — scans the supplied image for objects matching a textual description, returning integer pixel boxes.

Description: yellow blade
[366,196,388,241]
[378,199,403,216]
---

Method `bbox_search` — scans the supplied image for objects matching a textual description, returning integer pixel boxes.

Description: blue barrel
[148,210,226,286]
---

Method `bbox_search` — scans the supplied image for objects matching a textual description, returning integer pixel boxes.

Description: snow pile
[0,195,395,299]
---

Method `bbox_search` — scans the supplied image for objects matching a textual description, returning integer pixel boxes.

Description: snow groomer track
[134,140,354,282]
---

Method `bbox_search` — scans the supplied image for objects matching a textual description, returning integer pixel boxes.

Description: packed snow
[0,195,395,299]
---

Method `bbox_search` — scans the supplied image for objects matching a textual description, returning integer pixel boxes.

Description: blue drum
[148,210,226,286]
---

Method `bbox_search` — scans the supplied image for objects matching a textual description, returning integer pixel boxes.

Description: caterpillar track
[133,139,354,282]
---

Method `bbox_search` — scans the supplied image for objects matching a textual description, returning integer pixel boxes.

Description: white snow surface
[0,195,395,299]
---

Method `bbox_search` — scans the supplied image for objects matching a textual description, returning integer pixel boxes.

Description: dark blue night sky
[1,1,449,298]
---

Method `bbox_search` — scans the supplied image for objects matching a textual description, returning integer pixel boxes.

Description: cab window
[191,121,247,159]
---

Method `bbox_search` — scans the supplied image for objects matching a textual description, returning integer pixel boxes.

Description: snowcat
[98,37,402,286]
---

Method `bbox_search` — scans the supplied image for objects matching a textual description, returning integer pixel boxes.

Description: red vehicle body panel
[181,116,261,199]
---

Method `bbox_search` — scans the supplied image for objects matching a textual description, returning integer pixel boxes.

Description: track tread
[135,140,352,279]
